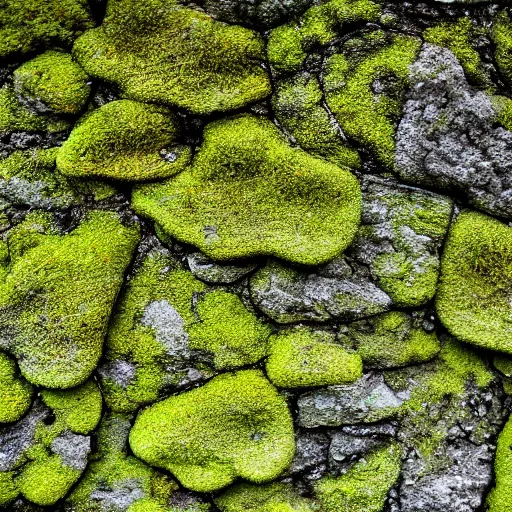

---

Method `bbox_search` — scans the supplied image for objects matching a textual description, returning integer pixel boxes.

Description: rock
[50,432,91,471]
[297,373,403,428]
[187,251,257,284]
[287,430,330,480]
[395,44,512,219]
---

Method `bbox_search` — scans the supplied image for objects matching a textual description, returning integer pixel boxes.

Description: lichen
[0,351,32,423]
[73,0,270,114]
[57,100,192,181]
[129,370,295,492]
[132,114,361,265]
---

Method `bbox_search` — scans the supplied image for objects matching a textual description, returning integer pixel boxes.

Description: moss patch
[129,370,295,492]
[266,328,362,388]
[132,115,361,266]
[0,351,33,423]
[57,100,191,181]
[492,11,512,84]
[436,210,512,354]
[73,0,270,114]
[488,414,512,512]
[0,210,139,388]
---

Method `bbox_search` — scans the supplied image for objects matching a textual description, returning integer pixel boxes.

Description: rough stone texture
[187,251,257,284]
[51,433,91,471]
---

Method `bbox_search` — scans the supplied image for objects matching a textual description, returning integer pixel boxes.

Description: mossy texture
[488,414,512,512]
[0,87,47,134]
[0,351,32,423]
[0,211,139,388]
[493,11,512,84]
[13,50,90,114]
[324,32,421,167]
[436,210,512,354]
[129,370,295,492]
[73,0,270,114]
[132,115,361,265]
[57,100,191,181]
[314,442,401,512]
[0,0,93,59]
[266,328,362,388]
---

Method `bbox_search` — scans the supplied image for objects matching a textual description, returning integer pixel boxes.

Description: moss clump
[487,414,512,512]
[492,11,512,84]
[0,351,32,423]
[272,75,361,169]
[13,51,90,114]
[266,328,362,388]
[57,100,191,181]
[424,18,488,86]
[129,370,295,492]
[133,115,361,266]
[343,312,440,369]
[0,0,93,59]
[324,32,420,167]
[0,472,18,505]
[436,210,512,354]
[73,0,270,114]
[0,87,47,134]
[0,210,139,388]
[216,482,316,512]
[314,442,401,512]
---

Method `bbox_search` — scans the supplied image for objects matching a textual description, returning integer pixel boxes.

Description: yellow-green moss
[314,442,401,512]
[0,87,48,134]
[0,351,32,423]
[492,11,512,84]
[132,115,361,266]
[0,210,140,388]
[13,51,91,114]
[57,100,192,181]
[0,472,18,505]
[73,0,270,114]
[436,210,512,354]
[129,370,295,492]
[266,328,362,388]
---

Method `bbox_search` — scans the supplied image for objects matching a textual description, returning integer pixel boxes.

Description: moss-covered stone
[73,0,270,114]
[324,32,421,167]
[133,115,361,265]
[314,442,401,512]
[492,11,512,84]
[0,210,140,388]
[129,370,295,492]
[266,328,362,388]
[0,87,48,134]
[436,210,512,354]
[0,351,32,423]
[216,482,316,512]
[0,0,93,59]
[57,100,191,181]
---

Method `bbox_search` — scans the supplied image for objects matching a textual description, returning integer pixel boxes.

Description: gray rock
[97,360,137,389]
[287,430,330,480]
[51,432,91,470]
[187,251,257,284]
[167,490,212,511]
[329,432,385,470]
[89,479,146,511]
[297,373,403,428]
[395,44,512,219]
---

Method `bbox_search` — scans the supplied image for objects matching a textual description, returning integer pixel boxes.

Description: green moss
[436,210,512,354]
[424,18,488,86]
[494,355,512,377]
[0,472,18,505]
[0,351,32,423]
[0,0,93,59]
[188,291,272,370]
[491,94,512,131]
[0,87,47,134]
[129,370,295,492]
[267,25,307,74]
[132,115,361,266]
[324,32,421,167]
[0,210,139,388]
[272,75,361,168]
[314,442,401,512]
[345,312,441,369]
[13,50,90,114]
[73,0,270,114]
[57,100,192,181]
[492,11,512,84]
[266,328,362,388]
[216,482,316,512]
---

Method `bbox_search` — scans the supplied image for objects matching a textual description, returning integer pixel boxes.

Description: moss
[133,115,361,266]
[491,94,512,131]
[423,18,488,86]
[0,210,140,388]
[129,370,295,492]
[216,482,316,512]
[488,414,512,512]
[0,0,93,59]
[0,472,18,505]
[494,355,512,377]
[57,100,192,181]
[188,290,272,370]
[0,87,47,134]
[324,32,421,167]
[492,11,512,84]
[265,328,362,388]
[314,442,401,512]
[272,75,361,168]
[267,25,307,74]
[0,351,33,423]
[436,210,512,354]
[73,0,270,115]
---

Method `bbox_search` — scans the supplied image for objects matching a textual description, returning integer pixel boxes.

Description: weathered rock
[287,430,330,480]
[187,252,257,284]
